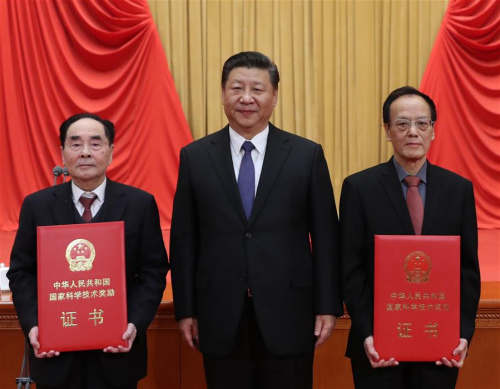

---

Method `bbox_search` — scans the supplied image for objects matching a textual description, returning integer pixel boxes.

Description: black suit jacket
[339,158,481,360]
[8,179,168,386]
[170,124,342,356]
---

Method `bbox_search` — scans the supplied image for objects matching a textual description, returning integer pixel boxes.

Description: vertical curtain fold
[421,0,500,230]
[0,0,192,262]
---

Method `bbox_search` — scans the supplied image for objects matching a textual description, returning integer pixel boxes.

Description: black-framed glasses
[388,119,434,132]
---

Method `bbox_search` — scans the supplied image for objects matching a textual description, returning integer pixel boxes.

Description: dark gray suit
[8,179,168,387]
[170,123,342,357]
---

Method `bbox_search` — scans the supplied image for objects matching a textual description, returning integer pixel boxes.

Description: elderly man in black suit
[340,86,480,389]
[8,113,169,389]
[170,51,342,389]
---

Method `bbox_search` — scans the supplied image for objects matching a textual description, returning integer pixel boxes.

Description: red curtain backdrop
[420,0,500,280]
[0,0,193,261]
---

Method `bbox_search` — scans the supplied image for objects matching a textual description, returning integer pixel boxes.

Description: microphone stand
[53,166,63,186]
[15,340,33,388]
[62,166,69,183]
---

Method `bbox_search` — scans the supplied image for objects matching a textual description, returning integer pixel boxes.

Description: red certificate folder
[37,222,127,352]
[374,235,460,362]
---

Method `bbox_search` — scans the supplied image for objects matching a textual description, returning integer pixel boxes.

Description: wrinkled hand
[29,326,60,358]
[314,315,336,348]
[179,317,199,351]
[103,323,137,353]
[364,336,399,368]
[436,338,468,368]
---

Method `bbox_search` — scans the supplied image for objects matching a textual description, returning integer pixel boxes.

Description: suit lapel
[207,127,248,224]
[49,179,127,224]
[101,179,127,222]
[421,162,441,234]
[206,125,292,225]
[380,159,415,234]
[49,182,76,225]
[249,124,291,225]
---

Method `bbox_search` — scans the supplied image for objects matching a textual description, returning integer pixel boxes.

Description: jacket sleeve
[459,181,481,343]
[170,148,199,321]
[7,196,39,337]
[309,144,343,316]
[127,195,169,333]
[339,176,374,341]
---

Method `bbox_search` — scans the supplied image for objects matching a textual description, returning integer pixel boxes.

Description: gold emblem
[66,239,96,272]
[404,251,432,283]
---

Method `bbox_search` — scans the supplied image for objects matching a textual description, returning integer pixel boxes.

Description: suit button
[240,273,247,281]
[245,233,252,238]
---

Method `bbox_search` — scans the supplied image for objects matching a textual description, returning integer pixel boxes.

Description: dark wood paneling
[314,319,354,389]
[180,340,206,389]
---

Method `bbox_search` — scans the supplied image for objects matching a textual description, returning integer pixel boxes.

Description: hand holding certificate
[374,235,460,362]
[37,222,128,353]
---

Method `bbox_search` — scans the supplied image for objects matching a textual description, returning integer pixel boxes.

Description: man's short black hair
[382,86,437,123]
[59,113,115,147]
[221,51,280,90]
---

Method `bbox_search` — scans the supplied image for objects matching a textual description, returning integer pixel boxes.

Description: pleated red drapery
[0,0,193,261]
[420,0,500,280]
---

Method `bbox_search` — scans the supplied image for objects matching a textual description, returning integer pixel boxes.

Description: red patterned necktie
[79,194,97,223]
[404,176,423,235]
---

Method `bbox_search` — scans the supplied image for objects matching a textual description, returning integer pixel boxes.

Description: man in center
[170,51,342,388]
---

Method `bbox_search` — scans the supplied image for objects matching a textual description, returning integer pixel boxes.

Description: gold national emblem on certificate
[66,239,96,271]
[404,250,432,283]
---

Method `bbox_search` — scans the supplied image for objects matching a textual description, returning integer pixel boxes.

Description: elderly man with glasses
[339,86,480,389]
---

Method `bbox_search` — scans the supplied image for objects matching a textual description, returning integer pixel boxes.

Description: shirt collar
[71,178,107,202]
[393,158,427,184]
[229,125,269,155]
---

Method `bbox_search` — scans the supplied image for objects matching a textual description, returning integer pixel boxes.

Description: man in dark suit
[7,113,169,389]
[170,51,342,388]
[340,86,481,389]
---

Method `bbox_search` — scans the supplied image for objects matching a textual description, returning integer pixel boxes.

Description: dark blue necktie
[238,141,255,220]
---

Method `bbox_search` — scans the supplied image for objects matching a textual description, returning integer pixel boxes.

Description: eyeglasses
[388,119,434,132]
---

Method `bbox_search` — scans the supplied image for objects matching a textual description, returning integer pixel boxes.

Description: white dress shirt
[229,126,269,195]
[71,178,107,217]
